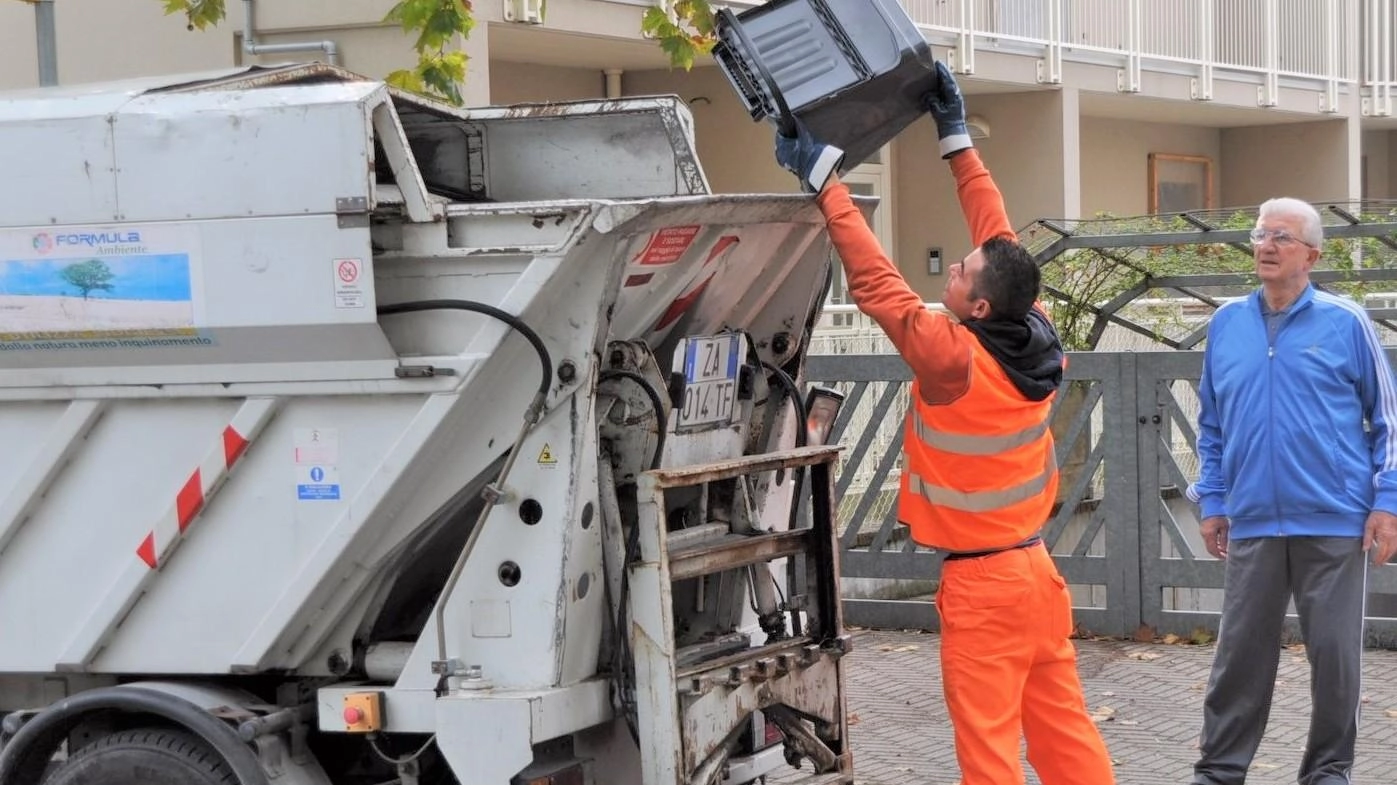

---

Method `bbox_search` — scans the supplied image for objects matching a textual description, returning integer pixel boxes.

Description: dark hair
[970,236,1040,321]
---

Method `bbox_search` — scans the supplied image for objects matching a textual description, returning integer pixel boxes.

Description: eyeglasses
[1249,228,1313,248]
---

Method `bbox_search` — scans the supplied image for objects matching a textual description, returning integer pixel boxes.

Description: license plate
[675,333,743,430]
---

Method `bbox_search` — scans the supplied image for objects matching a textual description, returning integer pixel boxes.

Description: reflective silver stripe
[913,410,1050,456]
[907,448,1058,513]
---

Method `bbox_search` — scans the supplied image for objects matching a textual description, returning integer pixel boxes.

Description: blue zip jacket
[1187,285,1397,539]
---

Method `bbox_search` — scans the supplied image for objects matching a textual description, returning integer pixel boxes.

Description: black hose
[379,299,554,669]
[599,370,668,471]
[761,361,808,449]
[595,370,667,742]
[0,686,271,785]
[616,513,644,745]
[763,361,810,638]
[378,299,553,398]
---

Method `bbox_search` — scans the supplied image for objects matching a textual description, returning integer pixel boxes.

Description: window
[1148,153,1215,214]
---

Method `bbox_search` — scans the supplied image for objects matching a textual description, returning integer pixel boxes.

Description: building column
[1390,131,1397,198]
[1059,87,1082,221]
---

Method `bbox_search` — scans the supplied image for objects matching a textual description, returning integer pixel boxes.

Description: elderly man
[1187,197,1397,785]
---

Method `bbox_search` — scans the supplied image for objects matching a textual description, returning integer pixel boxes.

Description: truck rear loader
[0,64,855,785]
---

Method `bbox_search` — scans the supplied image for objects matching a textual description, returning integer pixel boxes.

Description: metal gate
[810,350,1397,644]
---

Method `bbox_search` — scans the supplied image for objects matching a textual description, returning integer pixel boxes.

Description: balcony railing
[896,0,1396,115]
[1366,0,1396,114]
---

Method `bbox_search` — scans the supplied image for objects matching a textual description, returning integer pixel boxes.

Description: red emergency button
[342,691,382,733]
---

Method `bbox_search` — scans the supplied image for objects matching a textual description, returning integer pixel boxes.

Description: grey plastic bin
[713,0,939,171]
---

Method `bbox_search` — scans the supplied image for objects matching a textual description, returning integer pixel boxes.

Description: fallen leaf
[847,712,861,726]
[1089,705,1116,723]
[1133,624,1157,643]
[1384,709,1397,718]
[1162,633,1181,645]
[1127,651,1162,661]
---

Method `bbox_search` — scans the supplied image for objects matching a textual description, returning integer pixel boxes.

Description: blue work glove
[924,61,973,160]
[774,119,845,194]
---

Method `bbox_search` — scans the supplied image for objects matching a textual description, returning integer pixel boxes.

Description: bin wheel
[42,727,237,785]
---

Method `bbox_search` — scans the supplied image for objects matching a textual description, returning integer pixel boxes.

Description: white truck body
[0,64,854,785]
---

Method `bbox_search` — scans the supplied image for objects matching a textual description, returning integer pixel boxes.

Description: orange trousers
[936,543,1115,785]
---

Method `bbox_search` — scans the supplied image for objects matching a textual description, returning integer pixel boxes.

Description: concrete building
[2,0,1395,302]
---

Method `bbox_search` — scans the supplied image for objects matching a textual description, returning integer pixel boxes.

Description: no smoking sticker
[334,258,365,309]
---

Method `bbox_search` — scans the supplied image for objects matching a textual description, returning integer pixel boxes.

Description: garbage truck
[0,63,856,785]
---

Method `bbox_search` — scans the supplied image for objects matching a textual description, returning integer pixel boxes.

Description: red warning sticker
[637,225,701,266]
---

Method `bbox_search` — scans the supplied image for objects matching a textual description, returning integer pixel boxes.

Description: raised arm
[815,179,975,402]
[769,61,1018,403]
[925,62,1016,247]
[949,150,1015,247]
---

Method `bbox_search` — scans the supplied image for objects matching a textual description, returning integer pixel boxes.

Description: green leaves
[386,0,474,53]
[160,0,226,31]
[388,49,469,106]
[1037,207,1397,351]
[642,1,717,71]
[383,0,476,105]
[1038,211,1261,351]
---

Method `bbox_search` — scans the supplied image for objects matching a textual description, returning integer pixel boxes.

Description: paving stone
[773,628,1397,785]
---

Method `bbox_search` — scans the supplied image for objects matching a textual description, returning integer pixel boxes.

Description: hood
[962,308,1064,401]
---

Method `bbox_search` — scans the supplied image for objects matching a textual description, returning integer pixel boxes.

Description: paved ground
[824,628,1397,785]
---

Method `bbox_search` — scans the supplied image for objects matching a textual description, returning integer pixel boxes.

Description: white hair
[1257,197,1323,248]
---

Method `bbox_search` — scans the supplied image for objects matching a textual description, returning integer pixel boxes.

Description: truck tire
[41,728,237,785]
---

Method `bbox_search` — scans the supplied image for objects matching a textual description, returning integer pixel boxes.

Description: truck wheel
[42,728,237,785]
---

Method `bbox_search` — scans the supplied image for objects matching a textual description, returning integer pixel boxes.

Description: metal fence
[809,349,1397,645]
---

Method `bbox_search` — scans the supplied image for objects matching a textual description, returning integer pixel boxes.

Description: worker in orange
[773,62,1115,785]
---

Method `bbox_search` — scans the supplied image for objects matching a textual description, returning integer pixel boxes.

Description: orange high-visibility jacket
[816,149,1061,552]
[897,338,1058,550]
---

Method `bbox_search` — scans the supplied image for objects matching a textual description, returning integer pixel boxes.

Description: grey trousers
[1193,536,1368,785]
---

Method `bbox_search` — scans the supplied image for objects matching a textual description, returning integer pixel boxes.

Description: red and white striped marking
[652,235,741,331]
[136,398,278,570]
[59,397,283,670]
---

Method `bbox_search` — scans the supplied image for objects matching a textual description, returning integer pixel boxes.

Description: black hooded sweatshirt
[961,308,1064,402]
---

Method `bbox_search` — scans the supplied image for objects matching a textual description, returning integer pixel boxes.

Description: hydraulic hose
[378,299,552,401]
[0,685,271,785]
[595,369,668,739]
[762,360,810,637]
[761,360,808,450]
[599,369,668,471]
[377,299,553,676]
